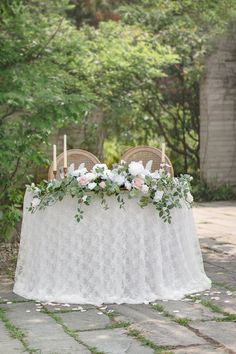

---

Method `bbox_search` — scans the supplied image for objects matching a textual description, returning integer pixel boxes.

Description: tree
[0,0,94,239]
[0,0,177,240]
[118,0,236,173]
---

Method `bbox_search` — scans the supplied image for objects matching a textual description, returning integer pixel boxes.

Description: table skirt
[14,192,211,304]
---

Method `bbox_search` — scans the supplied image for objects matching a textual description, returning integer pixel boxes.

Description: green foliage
[118,0,236,173]
[192,179,236,202]
[0,0,92,240]
[28,162,193,224]
[1,0,236,239]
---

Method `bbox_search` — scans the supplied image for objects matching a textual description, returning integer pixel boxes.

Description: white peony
[113,174,125,186]
[31,197,41,208]
[186,192,193,203]
[125,181,132,191]
[141,184,149,195]
[85,172,97,182]
[128,161,145,176]
[106,171,125,186]
[154,190,164,202]
[87,182,97,190]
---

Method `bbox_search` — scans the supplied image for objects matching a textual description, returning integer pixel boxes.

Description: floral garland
[27,161,193,223]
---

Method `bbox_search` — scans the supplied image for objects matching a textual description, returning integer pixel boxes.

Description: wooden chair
[48,149,101,180]
[121,146,174,176]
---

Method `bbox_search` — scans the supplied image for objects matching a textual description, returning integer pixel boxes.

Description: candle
[53,144,57,171]
[161,142,165,163]
[63,134,67,168]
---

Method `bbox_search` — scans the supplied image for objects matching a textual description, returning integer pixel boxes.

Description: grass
[108,320,131,329]
[45,309,105,354]
[200,299,236,322]
[128,328,174,354]
[152,304,190,326]
[184,295,236,322]
[0,307,38,353]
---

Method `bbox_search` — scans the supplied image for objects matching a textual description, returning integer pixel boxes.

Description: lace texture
[14,191,211,304]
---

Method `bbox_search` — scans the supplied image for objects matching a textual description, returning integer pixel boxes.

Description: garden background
[1,0,236,242]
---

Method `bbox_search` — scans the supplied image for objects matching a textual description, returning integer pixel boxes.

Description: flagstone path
[0,201,236,354]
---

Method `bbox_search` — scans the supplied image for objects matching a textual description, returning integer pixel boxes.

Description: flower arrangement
[27,161,193,224]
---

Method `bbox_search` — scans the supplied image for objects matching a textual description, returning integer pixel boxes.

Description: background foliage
[1,0,236,240]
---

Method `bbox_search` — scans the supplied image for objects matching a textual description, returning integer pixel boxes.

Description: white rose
[99,181,106,189]
[125,181,132,191]
[113,174,125,186]
[31,197,41,208]
[154,190,164,202]
[128,161,145,176]
[141,184,149,195]
[88,182,97,190]
[85,172,97,182]
[186,192,193,203]
[105,170,114,181]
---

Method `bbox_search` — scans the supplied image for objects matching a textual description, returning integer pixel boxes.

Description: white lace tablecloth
[14,191,211,304]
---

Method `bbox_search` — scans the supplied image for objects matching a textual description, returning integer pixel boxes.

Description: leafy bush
[192,179,236,202]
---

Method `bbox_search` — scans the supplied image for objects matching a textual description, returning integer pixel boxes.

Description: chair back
[48,149,100,180]
[121,146,174,176]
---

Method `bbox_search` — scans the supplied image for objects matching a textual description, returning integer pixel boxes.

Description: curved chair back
[48,149,100,180]
[121,146,174,176]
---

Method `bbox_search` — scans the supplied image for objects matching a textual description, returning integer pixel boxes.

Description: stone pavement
[0,201,236,354]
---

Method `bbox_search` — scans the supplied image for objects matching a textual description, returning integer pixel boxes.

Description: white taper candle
[63,134,67,168]
[53,144,57,171]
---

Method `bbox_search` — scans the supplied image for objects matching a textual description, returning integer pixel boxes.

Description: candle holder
[63,167,67,177]
[53,170,57,180]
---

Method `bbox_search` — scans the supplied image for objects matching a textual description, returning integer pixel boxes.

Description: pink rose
[99,181,106,189]
[132,177,144,190]
[77,176,89,187]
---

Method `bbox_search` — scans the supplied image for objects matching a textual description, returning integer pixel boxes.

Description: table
[14,191,211,305]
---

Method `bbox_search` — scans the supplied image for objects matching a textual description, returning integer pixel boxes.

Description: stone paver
[189,321,236,352]
[0,302,90,353]
[108,304,206,347]
[193,201,236,247]
[152,299,221,320]
[188,287,236,315]
[79,328,154,354]
[0,201,236,354]
[173,345,228,354]
[0,321,25,354]
[59,308,110,331]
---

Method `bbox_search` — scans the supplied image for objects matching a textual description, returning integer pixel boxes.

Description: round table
[14,191,211,305]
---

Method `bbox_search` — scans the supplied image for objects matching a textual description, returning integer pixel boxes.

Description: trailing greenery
[28,161,193,224]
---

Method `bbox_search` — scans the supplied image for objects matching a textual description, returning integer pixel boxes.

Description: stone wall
[200,34,236,187]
